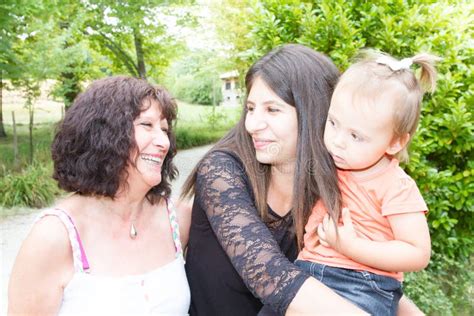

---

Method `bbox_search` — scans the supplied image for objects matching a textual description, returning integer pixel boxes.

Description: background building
[219,70,242,107]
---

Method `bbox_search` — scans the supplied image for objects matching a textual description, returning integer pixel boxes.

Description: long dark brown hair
[182,44,342,249]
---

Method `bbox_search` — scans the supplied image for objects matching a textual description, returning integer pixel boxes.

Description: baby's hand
[317,207,357,254]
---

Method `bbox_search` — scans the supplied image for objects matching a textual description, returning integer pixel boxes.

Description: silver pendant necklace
[130,220,138,239]
[100,199,140,240]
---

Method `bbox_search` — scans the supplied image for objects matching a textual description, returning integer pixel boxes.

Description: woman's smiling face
[245,77,298,168]
[127,100,170,190]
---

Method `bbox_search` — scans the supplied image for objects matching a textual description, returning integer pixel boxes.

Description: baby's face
[323,86,398,172]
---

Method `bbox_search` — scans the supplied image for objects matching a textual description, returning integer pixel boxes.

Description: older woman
[8,76,190,315]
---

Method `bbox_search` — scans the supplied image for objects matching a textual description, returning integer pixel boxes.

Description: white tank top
[37,200,190,315]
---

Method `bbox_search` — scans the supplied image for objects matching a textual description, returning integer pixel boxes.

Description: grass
[0,124,56,175]
[3,80,64,125]
[175,102,240,149]
[176,101,241,127]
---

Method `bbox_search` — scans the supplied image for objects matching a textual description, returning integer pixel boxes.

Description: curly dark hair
[52,76,178,204]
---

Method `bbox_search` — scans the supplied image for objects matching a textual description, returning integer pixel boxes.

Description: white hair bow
[376,56,413,71]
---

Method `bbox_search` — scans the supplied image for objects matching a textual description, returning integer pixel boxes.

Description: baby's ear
[386,133,410,155]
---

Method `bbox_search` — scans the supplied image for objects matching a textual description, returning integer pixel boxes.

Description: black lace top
[185,150,309,316]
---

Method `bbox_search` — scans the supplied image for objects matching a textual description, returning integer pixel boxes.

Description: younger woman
[182,44,366,315]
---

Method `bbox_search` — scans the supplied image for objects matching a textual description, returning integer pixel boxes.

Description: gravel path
[0,144,213,314]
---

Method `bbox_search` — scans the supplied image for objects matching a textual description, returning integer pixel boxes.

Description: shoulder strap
[166,199,184,259]
[36,209,90,272]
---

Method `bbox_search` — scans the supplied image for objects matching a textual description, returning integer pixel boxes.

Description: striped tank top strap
[166,199,184,259]
[36,208,90,272]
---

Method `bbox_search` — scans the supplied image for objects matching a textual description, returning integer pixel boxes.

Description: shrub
[0,162,60,209]
[248,0,474,256]
[175,126,226,149]
[404,253,474,315]
[176,110,238,149]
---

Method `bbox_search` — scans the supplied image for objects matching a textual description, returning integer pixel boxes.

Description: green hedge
[176,126,230,150]
[228,0,473,314]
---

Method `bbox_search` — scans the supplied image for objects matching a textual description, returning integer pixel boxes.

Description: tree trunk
[133,27,147,79]
[12,111,18,167]
[0,73,7,138]
[28,99,34,164]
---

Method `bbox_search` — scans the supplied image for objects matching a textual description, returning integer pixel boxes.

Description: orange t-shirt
[298,159,428,281]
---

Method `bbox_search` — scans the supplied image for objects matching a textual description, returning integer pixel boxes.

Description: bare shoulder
[20,213,73,266]
[8,210,74,314]
[12,204,75,278]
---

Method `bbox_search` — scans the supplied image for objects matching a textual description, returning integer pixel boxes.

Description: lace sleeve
[195,151,309,315]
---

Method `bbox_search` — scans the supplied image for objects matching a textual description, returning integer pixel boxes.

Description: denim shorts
[296,260,402,316]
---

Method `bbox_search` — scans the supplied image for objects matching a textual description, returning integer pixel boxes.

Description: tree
[164,49,224,106]
[209,0,256,79]
[81,0,189,80]
[1,0,72,160]
[11,16,63,162]
[0,75,6,137]
[54,3,89,108]
[0,0,75,131]
[0,0,37,137]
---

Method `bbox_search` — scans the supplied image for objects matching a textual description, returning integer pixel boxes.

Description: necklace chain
[96,198,141,240]
[103,207,139,240]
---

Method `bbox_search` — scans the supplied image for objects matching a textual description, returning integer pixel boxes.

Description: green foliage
[218,0,474,313]
[176,126,228,149]
[1,0,193,103]
[0,161,60,208]
[0,0,50,80]
[404,253,474,315]
[0,124,55,174]
[164,49,224,106]
[175,102,240,148]
[209,0,256,78]
[171,73,222,106]
[81,0,189,79]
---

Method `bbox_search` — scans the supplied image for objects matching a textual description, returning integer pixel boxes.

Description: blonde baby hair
[335,50,440,162]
